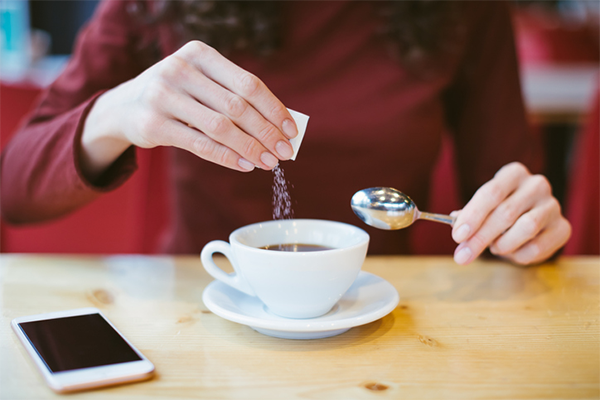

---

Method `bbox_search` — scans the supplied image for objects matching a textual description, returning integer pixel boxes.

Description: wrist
[80,89,132,181]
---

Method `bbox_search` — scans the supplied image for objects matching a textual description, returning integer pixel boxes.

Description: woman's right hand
[81,40,298,180]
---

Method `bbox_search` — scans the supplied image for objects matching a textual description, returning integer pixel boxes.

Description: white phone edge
[11,307,155,393]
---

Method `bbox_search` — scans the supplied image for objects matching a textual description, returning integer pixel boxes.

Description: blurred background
[1,0,598,255]
[1,1,98,84]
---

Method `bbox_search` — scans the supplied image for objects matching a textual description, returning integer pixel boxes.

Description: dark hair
[130,0,465,74]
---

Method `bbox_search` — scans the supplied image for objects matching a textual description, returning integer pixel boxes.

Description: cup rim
[229,219,369,254]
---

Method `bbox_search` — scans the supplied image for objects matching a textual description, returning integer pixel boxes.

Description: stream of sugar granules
[272,164,294,220]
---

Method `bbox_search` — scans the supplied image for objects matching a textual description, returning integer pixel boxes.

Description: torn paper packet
[287,108,309,161]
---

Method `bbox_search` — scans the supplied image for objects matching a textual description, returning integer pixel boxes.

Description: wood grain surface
[1,255,598,399]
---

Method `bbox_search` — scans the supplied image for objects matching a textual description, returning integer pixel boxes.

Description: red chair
[513,5,599,255]
[0,83,44,251]
[513,7,599,65]
[564,91,600,255]
[0,83,170,254]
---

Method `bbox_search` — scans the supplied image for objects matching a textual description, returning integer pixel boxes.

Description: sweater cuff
[73,91,138,191]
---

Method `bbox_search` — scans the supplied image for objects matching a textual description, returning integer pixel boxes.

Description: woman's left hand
[451,162,571,265]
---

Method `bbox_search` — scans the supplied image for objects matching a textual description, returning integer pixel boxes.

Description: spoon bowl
[351,187,455,230]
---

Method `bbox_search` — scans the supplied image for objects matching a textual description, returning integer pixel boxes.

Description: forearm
[0,94,137,224]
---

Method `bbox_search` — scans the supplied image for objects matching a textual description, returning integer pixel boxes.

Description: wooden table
[1,255,598,399]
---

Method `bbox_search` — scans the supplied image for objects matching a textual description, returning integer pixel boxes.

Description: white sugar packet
[287,108,309,161]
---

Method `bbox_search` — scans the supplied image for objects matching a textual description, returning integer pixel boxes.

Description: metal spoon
[351,187,455,230]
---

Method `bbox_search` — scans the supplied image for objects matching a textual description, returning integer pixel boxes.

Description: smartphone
[11,307,155,393]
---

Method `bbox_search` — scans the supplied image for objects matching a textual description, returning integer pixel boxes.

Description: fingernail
[260,152,278,168]
[454,247,472,265]
[282,119,297,138]
[238,158,255,171]
[275,140,293,159]
[453,224,470,243]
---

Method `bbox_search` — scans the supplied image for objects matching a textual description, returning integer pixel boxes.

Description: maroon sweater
[1,1,540,254]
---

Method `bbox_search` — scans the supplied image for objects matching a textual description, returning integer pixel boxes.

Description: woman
[0,0,571,264]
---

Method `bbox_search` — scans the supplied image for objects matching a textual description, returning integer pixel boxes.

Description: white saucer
[202,271,399,339]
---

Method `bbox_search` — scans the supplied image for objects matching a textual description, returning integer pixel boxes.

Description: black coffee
[259,243,334,252]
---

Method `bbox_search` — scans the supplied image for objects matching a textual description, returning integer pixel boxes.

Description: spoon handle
[418,212,456,226]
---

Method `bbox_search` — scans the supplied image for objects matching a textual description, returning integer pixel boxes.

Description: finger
[177,41,298,139]
[454,242,474,265]
[179,68,294,160]
[490,197,560,256]
[504,217,572,265]
[450,210,461,219]
[157,119,256,172]
[165,92,279,170]
[457,174,548,261]
[452,162,529,244]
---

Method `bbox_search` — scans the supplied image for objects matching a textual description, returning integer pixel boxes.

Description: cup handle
[200,240,256,297]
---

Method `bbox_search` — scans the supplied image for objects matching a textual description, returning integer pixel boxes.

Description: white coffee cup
[200,219,369,319]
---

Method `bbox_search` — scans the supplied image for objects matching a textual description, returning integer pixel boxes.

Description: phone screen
[18,313,142,373]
